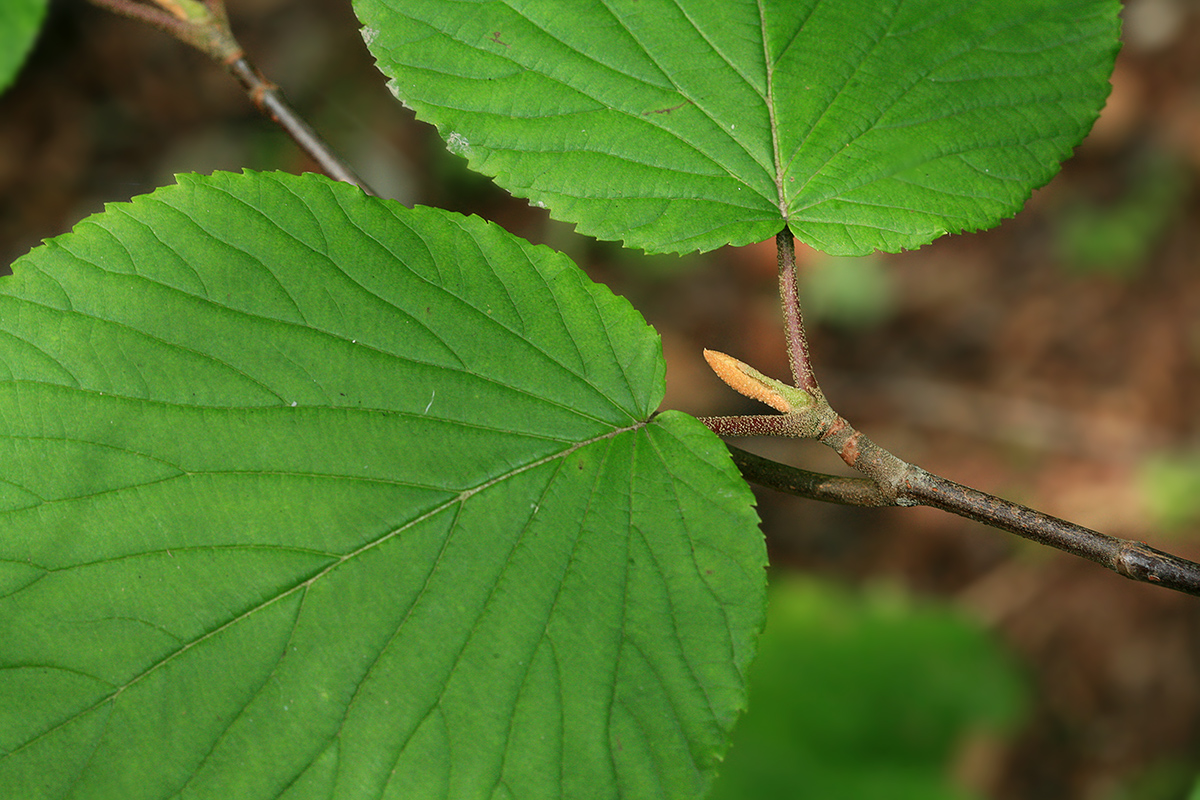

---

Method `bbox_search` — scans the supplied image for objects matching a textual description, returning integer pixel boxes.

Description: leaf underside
[356,0,1121,255]
[0,171,766,800]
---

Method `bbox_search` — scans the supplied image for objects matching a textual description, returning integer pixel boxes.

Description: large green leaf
[356,0,1120,255]
[0,0,47,95]
[0,170,766,800]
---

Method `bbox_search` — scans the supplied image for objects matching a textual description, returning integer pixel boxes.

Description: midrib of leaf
[4,419,647,761]
[780,4,1107,216]
[386,2,780,213]
[757,0,787,220]
[660,3,777,188]
[780,7,904,209]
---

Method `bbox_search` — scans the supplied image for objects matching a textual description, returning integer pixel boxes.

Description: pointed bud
[703,349,794,413]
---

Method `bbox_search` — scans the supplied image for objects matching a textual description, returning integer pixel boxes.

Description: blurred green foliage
[708,576,1026,800]
[1139,451,1200,531]
[801,256,896,330]
[1054,156,1186,277]
[1105,759,1200,800]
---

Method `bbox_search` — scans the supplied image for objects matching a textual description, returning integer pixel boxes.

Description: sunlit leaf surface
[0,171,765,800]
[357,0,1119,255]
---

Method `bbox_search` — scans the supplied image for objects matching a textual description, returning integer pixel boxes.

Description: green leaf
[355,0,1120,255]
[708,578,1026,800]
[0,170,766,800]
[0,0,47,95]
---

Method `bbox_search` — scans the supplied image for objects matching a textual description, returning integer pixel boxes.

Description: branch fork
[701,227,1200,597]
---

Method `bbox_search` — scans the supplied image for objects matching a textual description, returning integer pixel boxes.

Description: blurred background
[2,0,1200,797]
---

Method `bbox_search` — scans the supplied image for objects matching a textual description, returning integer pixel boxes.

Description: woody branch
[701,228,1200,597]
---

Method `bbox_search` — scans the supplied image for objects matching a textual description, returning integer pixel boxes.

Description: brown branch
[225,59,377,195]
[702,228,1200,598]
[901,470,1200,594]
[726,446,891,507]
[728,443,1200,596]
[87,0,375,195]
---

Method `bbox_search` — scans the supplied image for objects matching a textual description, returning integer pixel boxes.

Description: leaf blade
[357,0,1120,255]
[0,171,765,800]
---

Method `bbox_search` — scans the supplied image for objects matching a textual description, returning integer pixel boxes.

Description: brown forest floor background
[3,0,1200,797]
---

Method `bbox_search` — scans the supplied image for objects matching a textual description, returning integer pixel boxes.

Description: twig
[702,229,1200,598]
[728,443,1200,596]
[87,0,376,196]
[225,59,376,193]
[725,446,891,507]
[902,470,1200,594]
[86,0,190,39]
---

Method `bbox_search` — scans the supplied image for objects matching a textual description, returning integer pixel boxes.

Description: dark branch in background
[224,59,374,192]
[705,229,1200,598]
[86,0,376,196]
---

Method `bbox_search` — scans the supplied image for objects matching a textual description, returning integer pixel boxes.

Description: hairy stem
[777,228,819,394]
